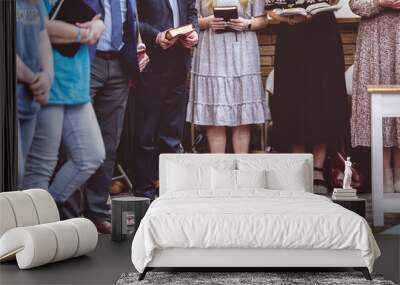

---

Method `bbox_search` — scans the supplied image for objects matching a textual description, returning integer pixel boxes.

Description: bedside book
[333,188,357,194]
[333,192,357,196]
[332,188,358,200]
[332,194,358,197]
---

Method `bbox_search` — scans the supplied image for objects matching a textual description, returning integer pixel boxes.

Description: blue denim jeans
[18,116,38,187]
[22,103,105,202]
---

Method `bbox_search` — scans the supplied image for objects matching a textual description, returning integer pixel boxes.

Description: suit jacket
[84,0,140,79]
[137,0,199,73]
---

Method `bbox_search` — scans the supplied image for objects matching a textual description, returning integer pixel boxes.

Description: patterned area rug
[116,272,396,285]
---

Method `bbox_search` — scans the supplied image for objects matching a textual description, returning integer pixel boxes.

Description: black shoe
[94,221,112,234]
[313,167,329,195]
[176,144,185,153]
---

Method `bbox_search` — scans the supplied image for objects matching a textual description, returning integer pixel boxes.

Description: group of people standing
[16,0,197,233]
[16,0,399,234]
[188,0,399,195]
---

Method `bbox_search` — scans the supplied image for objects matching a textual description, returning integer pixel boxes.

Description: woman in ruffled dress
[186,0,270,153]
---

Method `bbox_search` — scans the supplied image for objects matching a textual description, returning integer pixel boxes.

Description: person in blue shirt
[22,0,106,220]
[16,0,53,186]
[24,0,146,234]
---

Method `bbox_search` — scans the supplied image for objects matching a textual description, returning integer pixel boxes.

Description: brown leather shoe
[110,181,125,195]
[95,221,112,234]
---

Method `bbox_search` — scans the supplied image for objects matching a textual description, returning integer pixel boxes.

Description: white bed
[131,154,380,280]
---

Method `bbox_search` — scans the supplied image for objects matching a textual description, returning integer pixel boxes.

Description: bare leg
[311,144,328,194]
[383,147,392,169]
[206,126,226,153]
[292,144,305,153]
[232,125,251,153]
[313,144,327,180]
[383,148,394,193]
[393,147,400,168]
[393,147,400,192]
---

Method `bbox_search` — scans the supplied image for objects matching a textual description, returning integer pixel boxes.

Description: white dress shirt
[168,0,180,28]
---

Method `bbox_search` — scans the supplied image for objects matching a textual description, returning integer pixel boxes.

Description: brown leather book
[166,24,195,40]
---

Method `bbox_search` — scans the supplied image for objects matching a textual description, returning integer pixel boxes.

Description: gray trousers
[61,56,130,222]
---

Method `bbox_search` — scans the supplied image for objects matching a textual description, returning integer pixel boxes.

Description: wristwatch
[247,20,252,31]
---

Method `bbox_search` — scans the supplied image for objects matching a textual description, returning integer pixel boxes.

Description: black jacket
[137,0,199,73]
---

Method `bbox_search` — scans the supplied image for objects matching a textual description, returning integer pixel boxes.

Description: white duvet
[131,190,380,273]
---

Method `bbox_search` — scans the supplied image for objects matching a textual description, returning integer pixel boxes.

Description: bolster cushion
[0,189,59,238]
[0,218,98,269]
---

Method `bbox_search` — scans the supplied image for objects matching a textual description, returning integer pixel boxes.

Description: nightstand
[332,197,366,218]
[111,196,150,242]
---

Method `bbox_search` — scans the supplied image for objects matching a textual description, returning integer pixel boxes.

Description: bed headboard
[159,154,314,196]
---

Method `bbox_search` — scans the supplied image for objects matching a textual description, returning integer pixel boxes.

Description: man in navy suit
[62,0,148,233]
[134,0,199,199]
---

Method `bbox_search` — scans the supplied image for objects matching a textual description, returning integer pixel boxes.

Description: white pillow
[266,168,306,191]
[211,169,237,190]
[167,162,212,191]
[237,169,267,189]
[211,169,268,190]
[166,159,236,192]
[238,159,307,191]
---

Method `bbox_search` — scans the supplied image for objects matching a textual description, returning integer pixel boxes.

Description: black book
[213,6,238,33]
[49,0,96,57]
[213,6,239,21]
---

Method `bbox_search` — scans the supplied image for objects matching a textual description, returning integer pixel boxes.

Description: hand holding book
[49,0,99,56]
[208,16,226,31]
[75,14,105,45]
[378,0,400,9]
[179,31,199,49]
[159,24,197,49]
[204,16,250,32]
[227,17,252,31]
[156,30,179,49]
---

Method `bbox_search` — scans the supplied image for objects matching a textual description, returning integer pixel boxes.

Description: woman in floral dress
[350,0,400,192]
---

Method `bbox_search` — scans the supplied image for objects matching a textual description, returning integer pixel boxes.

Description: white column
[369,85,400,226]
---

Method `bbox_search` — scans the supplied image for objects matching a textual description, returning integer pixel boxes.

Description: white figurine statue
[343,157,353,190]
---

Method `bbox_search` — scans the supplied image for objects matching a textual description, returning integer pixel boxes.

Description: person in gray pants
[57,0,148,234]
